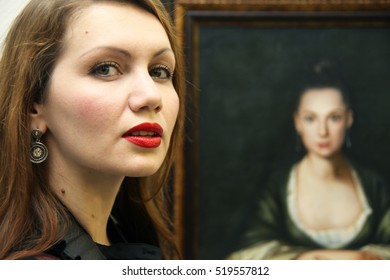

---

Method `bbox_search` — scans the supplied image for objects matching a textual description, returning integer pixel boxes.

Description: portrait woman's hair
[0,0,185,260]
[294,60,352,112]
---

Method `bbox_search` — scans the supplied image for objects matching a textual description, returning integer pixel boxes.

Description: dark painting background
[196,25,390,259]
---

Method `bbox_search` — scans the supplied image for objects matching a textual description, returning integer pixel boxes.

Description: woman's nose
[318,120,328,137]
[127,71,162,113]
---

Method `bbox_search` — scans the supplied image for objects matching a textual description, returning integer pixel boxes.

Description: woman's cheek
[336,127,347,146]
[75,97,114,127]
[166,94,180,124]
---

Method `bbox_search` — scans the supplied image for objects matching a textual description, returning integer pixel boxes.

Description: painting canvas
[173,0,390,260]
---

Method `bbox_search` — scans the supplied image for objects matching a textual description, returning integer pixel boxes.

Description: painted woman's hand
[296,249,382,260]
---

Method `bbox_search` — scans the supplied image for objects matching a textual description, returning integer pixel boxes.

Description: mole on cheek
[61,189,66,195]
[85,30,89,34]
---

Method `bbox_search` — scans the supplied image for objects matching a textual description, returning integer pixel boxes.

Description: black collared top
[23,216,162,260]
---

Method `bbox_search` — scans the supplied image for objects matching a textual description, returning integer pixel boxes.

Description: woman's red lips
[318,142,330,148]
[122,122,163,148]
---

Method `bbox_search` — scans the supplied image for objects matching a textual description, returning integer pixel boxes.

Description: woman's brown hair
[0,0,184,259]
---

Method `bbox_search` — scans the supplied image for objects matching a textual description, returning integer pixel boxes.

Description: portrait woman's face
[294,88,353,158]
[31,3,179,178]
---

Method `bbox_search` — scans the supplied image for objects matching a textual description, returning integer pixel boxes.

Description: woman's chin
[124,165,162,178]
[311,150,343,160]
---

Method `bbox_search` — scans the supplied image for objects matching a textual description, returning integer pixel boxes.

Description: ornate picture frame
[173,0,390,259]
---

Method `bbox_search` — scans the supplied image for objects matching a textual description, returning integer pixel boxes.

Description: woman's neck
[300,153,350,180]
[49,166,124,246]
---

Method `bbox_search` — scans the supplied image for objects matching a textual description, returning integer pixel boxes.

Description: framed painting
[172,0,390,259]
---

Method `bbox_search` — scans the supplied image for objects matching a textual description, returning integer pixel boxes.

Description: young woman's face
[37,3,179,177]
[294,88,353,158]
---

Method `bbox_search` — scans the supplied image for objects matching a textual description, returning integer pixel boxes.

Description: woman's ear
[30,102,47,133]
[347,109,354,128]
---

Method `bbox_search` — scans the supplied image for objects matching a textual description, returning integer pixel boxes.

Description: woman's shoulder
[268,162,295,182]
[265,162,295,189]
[259,163,296,202]
[350,159,390,209]
[350,160,389,189]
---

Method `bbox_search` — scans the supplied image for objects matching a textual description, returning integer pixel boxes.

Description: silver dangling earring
[30,129,48,163]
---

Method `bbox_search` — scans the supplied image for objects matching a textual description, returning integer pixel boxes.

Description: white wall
[0,0,30,48]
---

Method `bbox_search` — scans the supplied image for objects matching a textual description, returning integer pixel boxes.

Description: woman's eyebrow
[79,46,174,59]
[153,47,174,58]
[301,110,316,114]
[80,46,131,59]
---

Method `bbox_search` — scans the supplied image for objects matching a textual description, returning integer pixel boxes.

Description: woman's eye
[330,115,342,122]
[149,64,173,80]
[303,115,314,122]
[89,61,122,78]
